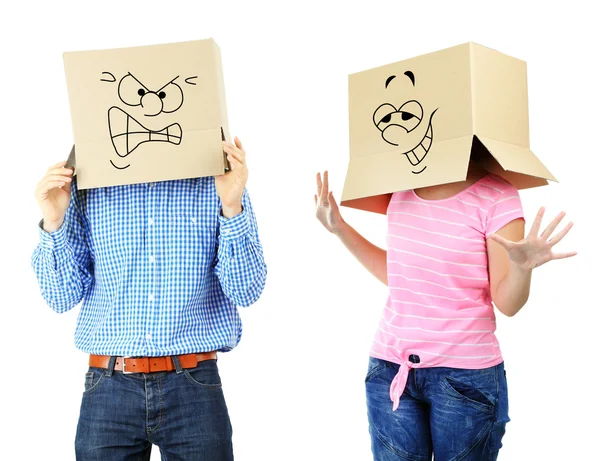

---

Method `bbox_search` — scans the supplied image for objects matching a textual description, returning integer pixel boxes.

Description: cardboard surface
[63,39,230,189]
[341,42,556,213]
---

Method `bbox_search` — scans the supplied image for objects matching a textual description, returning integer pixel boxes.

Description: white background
[1,1,598,459]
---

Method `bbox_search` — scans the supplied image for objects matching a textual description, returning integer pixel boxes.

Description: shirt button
[191,217,197,223]
[146,333,152,341]
[148,218,154,225]
[148,294,154,302]
[149,183,155,188]
[149,255,155,263]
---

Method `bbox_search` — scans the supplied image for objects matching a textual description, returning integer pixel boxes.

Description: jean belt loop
[172,355,183,374]
[106,356,117,377]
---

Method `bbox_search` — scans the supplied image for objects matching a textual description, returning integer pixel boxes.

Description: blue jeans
[366,357,509,461]
[75,357,233,461]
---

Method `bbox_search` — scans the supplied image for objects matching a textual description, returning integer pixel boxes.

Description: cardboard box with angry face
[63,39,230,189]
[341,43,556,213]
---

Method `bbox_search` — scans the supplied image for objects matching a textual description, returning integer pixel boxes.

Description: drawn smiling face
[372,71,438,175]
[100,71,197,170]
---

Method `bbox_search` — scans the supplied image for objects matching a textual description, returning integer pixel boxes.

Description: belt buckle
[121,356,133,374]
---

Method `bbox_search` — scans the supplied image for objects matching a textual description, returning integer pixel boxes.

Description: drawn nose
[141,92,163,116]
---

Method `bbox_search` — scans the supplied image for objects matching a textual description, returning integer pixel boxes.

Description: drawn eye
[373,103,397,129]
[118,74,145,106]
[159,82,184,113]
[397,100,423,122]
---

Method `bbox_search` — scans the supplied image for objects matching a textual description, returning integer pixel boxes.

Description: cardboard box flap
[341,135,474,213]
[476,135,556,182]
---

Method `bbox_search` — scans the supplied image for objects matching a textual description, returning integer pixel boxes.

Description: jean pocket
[183,360,222,389]
[365,357,392,383]
[441,376,495,412]
[83,368,106,395]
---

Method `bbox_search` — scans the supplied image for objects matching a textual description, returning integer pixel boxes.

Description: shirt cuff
[218,208,250,240]
[38,219,68,251]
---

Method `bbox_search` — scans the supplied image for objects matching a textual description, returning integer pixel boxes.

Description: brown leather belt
[89,352,217,374]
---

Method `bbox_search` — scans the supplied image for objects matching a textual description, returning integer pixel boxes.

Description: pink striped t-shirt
[370,174,524,410]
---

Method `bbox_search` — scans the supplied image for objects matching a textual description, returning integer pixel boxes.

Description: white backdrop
[1,1,598,459]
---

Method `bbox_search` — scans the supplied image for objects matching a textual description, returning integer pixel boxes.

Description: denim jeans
[75,357,233,461]
[365,357,509,461]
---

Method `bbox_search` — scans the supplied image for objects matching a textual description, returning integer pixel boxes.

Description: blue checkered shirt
[31,177,267,356]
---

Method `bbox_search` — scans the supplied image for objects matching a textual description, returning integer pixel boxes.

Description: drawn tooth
[414,144,428,161]
[112,137,127,157]
[406,150,420,165]
[421,136,432,151]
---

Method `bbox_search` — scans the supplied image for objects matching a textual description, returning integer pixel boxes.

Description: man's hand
[35,161,74,233]
[215,137,248,218]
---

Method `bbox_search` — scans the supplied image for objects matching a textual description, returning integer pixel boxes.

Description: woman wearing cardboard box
[314,167,574,460]
[314,42,576,461]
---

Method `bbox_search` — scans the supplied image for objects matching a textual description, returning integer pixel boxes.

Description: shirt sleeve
[31,179,94,313]
[485,182,525,238]
[214,189,267,307]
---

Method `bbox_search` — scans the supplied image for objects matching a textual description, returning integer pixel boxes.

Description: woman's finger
[540,211,566,240]
[322,171,330,200]
[551,251,577,260]
[488,233,514,251]
[316,172,323,198]
[527,207,545,238]
[548,221,574,247]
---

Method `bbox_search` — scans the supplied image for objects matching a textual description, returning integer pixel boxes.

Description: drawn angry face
[101,71,197,170]
[372,71,438,175]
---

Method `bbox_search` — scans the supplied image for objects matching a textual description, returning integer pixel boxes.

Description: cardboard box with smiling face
[63,39,230,189]
[341,42,557,214]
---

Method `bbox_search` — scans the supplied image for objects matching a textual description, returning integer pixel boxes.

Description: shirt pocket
[166,212,214,268]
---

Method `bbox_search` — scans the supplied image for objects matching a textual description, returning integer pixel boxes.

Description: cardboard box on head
[341,42,556,214]
[63,38,230,189]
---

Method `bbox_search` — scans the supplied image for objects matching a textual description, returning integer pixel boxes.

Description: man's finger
[47,160,67,172]
[234,136,244,151]
[227,155,243,171]
[225,147,245,165]
[540,211,566,240]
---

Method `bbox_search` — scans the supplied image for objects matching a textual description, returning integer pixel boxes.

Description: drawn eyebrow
[404,71,415,86]
[385,75,396,88]
[185,76,198,85]
[128,72,150,92]
[157,75,180,92]
[100,71,116,83]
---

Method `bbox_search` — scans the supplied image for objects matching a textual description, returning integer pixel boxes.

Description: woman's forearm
[493,261,532,317]
[334,221,388,285]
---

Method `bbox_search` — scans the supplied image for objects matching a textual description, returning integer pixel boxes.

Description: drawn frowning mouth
[108,106,182,168]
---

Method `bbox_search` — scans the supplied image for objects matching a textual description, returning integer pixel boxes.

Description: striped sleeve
[484,182,525,238]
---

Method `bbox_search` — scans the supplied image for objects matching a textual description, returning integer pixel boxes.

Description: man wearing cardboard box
[315,43,575,460]
[31,39,266,460]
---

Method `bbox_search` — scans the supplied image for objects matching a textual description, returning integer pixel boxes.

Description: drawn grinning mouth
[403,122,433,166]
[108,106,182,159]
